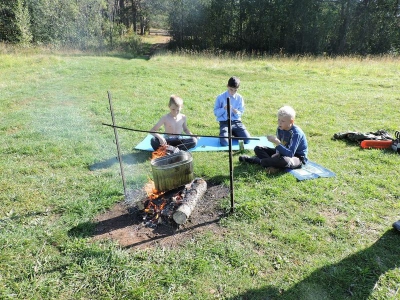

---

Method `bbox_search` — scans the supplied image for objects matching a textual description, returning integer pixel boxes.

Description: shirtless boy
[150,95,198,151]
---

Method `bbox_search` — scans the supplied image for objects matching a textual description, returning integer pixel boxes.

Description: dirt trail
[142,31,171,58]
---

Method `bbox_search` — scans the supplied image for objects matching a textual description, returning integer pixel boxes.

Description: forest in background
[1,0,400,55]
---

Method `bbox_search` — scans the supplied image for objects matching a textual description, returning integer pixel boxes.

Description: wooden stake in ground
[173,178,207,225]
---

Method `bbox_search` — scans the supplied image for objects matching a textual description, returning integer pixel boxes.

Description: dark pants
[254,146,302,169]
[150,137,197,151]
[219,120,251,146]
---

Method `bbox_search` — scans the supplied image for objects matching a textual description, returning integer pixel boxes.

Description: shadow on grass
[68,204,228,249]
[228,229,400,300]
[121,217,226,250]
[88,150,150,170]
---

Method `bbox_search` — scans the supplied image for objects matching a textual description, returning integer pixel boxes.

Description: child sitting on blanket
[239,105,308,174]
[150,95,198,151]
[213,76,251,146]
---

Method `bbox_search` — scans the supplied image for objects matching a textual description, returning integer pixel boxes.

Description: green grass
[1,46,400,299]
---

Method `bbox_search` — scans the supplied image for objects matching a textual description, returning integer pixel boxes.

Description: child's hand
[267,135,280,145]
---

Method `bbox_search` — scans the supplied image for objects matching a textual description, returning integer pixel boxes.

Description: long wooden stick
[226,97,234,213]
[107,91,127,197]
[102,123,259,140]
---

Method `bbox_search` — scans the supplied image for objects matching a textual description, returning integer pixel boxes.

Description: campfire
[151,144,180,160]
[140,180,185,228]
[136,145,207,227]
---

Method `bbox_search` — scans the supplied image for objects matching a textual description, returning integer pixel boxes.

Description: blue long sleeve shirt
[275,125,308,163]
[213,90,245,121]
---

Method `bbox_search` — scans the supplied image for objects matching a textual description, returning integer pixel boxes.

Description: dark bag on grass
[333,129,393,142]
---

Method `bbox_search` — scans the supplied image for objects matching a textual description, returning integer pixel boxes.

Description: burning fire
[142,178,184,228]
[151,144,180,160]
[142,145,184,227]
[143,179,164,200]
[151,145,168,160]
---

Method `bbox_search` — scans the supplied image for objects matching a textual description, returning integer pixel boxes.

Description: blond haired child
[239,106,308,173]
[150,95,198,151]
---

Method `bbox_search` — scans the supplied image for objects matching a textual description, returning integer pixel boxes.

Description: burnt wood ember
[139,178,207,227]
[142,189,184,228]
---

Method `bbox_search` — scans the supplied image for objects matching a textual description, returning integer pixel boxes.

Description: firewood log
[172,178,207,225]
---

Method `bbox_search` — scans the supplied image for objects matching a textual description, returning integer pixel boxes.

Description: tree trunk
[140,16,146,35]
[173,178,207,225]
[337,0,351,54]
[131,0,138,33]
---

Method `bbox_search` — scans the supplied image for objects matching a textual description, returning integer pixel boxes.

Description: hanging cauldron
[151,151,194,192]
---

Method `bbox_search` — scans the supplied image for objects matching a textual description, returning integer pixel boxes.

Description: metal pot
[151,152,194,192]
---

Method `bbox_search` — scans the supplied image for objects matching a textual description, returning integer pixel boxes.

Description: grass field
[1,45,400,299]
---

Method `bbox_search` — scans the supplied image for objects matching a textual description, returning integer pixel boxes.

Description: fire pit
[139,178,208,227]
[151,151,194,192]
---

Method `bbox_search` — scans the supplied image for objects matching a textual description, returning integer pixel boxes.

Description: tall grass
[0,46,400,299]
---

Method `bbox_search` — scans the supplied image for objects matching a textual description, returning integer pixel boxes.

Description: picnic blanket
[134,134,274,152]
[285,161,336,181]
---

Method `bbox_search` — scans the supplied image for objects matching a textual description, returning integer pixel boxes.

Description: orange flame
[143,179,169,225]
[151,145,168,160]
[143,147,174,225]
[142,179,187,225]
[144,179,164,200]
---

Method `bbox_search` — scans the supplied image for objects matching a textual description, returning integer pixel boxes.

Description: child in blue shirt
[213,76,251,146]
[239,106,308,173]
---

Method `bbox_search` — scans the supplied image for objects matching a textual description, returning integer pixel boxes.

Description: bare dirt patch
[91,183,230,250]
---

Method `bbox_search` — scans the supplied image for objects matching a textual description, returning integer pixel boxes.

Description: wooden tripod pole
[226,97,234,213]
[107,91,127,198]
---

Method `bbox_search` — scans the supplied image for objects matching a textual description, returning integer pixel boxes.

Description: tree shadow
[228,229,400,300]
